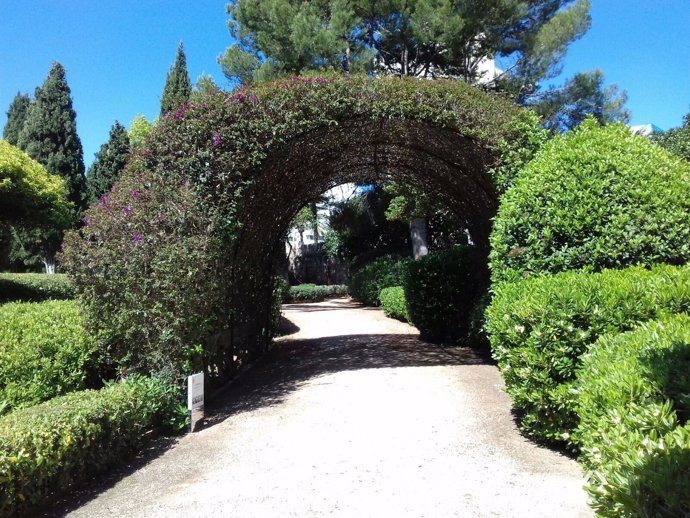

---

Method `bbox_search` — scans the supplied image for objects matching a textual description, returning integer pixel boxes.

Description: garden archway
[64,75,528,382]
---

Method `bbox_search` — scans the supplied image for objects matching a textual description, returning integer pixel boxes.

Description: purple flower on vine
[316,77,329,85]
[157,212,165,221]
[123,207,133,216]
[212,132,221,146]
[132,234,142,242]
[130,191,141,199]
[283,84,289,91]
[234,92,245,102]
[83,217,91,226]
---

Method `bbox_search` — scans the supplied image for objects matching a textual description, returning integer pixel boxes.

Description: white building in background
[286,183,359,250]
[630,123,665,137]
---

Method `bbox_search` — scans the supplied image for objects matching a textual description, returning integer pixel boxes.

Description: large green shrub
[0,376,185,516]
[0,273,75,303]
[403,245,484,342]
[485,264,690,445]
[576,315,690,516]
[379,286,410,322]
[349,255,409,307]
[490,119,690,283]
[285,284,348,302]
[0,300,101,415]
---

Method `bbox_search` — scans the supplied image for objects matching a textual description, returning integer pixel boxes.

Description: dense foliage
[0,300,101,415]
[490,119,690,283]
[403,245,483,342]
[86,121,131,206]
[0,273,75,302]
[285,283,348,302]
[652,111,690,162]
[16,62,86,211]
[379,286,410,323]
[160,43,191,115]
[2,93,30,146]
[0,376,185,516]
[349,256,410,307]
[576,315,690,516]
[485,264,690,445]
[63,75,522,380]
[0,140,72,230]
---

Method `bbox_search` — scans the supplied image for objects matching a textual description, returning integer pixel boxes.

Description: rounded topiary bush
[490,119,690,283]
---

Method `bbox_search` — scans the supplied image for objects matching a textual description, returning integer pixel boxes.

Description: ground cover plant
[485,264,690,446]
[379,286,410,322]
[0,273,75,303]
[575,315,690,516]
[285,284,348,303]
[0,376,185,516]
[349,255,410,307]
[0,300,102,415]
[490,119,690,284]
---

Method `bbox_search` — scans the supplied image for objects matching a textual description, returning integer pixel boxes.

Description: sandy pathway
[49,298,591,517]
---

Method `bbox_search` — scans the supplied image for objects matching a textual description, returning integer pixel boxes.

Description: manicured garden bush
[0,376,185,516]
[285,283,348,302]
[490,119,690,283]
[403,245,484,342]
[379,286,410,322]
[575,315,690,516]
[0,300,101,415]
[349,255,410,307]
[0,273,75,303]
[485,264,690,446]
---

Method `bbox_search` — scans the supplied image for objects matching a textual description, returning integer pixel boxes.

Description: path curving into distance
[48,298,591,518]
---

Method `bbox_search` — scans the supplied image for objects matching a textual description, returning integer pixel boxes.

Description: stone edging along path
[46,297,592,518]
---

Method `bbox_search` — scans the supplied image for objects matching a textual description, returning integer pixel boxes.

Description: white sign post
[187,372,204,432]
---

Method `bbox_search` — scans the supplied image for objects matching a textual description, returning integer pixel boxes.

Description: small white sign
[187,372,204,410]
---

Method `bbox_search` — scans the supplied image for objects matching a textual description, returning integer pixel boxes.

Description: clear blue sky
[1,1,689,169]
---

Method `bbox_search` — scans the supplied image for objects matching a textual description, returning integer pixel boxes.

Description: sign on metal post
[187,372,204,431]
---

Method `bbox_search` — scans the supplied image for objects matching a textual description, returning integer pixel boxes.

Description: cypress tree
[3,92,31,145]
[86,121,131,205]
[160,42,192,115]
[17,62,86,212]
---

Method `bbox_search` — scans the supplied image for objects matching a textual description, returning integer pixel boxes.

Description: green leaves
[379,286,411,323]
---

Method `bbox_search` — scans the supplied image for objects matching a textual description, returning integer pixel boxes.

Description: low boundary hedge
[0,376,184,516]
[576,315,690,516]
[379,286,410,322]
[349,256,409,307]
[285,284,348,303]
[0,300,101,415]
[0,273,75,303]
[486,264,690,445]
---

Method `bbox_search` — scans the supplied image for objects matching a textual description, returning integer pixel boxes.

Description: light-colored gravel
[51,298,592,518]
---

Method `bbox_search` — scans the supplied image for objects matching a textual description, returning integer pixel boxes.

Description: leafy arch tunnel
[63,75,528,383]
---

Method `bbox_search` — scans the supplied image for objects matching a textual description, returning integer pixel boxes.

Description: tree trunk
[42,256,56,274]
[410,218,429,260]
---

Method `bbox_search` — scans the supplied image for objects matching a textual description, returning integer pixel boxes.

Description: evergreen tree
[86,121,131,205]
[3,92,31,145]
[16,62,86,212]
[161,42,192,115]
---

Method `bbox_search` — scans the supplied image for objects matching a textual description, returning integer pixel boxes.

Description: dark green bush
[379,286,410,322]
[403,245,484,342]
[0,273,75,303]
[286,283,348,302]
[485,264,690,446]
[490,119,690,283]
[0,300,102,415]
[349,256,409,306]
[576,315,690,516]
[0,376,185,516]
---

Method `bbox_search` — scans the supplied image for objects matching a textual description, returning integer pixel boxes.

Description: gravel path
[49,298,592,517]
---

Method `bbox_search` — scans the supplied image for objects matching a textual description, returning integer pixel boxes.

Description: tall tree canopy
[653,111,690,162]
[16,63,86,212]
[86,121,131,205]
[160,42,192,115]
[3,92,31,146]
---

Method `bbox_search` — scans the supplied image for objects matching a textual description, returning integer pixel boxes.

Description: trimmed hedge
[485,264,690,446]
[379,286,410,322]
[349,256,409,307]
[0,376,184,516]
[490,119,690,284]
[576,315,690,516]
[0,300,101,415]
[286,283,348,302]
[0,273,75,303]
[403,245,484,342]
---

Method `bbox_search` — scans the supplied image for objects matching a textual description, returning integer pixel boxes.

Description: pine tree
[3,92,31,145]
[86,121,131,205]
[161,42,192,115]
[16,62,86,212]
